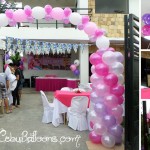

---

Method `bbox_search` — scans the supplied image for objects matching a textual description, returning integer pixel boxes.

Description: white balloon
[96,36,110,49]
[101,134,115,148]
[117,74,124,84]
[0,14,9,27]
[114,52,124,62]
[32,6,46,19]
[74,59,80,66]
[110,62,124,75]
[69,12,82,25]
[102,51,117,65]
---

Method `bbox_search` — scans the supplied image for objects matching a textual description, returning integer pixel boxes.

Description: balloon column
[89,49,124,148]
[142,14,150,36]
[70,59,80,77]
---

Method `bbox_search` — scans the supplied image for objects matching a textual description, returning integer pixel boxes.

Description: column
[79,45,89,84]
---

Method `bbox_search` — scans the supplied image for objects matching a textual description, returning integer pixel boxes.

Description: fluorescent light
[144,36,150,40]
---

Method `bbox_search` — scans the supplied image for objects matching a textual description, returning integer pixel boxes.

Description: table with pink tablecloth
[36,77,67,91]
[54,90,90,107]
[52,90,91,127]
[35,77,79,91]
[67,79,80,89]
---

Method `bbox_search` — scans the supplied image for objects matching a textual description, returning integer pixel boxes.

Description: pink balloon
[44,5,52,14]
[45,14,52,21]
[89,35,97,42]
[89,53,102,65]
[27,16,34,23]
[111,84,125,96]
[95,84,110,97]
[91,65,96,74]
[90,73,103,85]
[93,123,107,135]
[142,25,150,36]
[116,116,123,124]
[51,7,64,20]
[107,47,115,52]
[82,15,90,24]
[89,131,101,144]
[95,63,109,76]
[63,18,70,24]
[109,105,123,118]
[77,23,85,30]
[64,7,72,17]
[94,29,104,38]
[118,96,124,105]
[96,49,106,56]
[104,94,119,108]
[104,73,118,87]
[24,5,32,16]
[9,19,17,26]
[5,9,13,19]
[84,22,98,36]
[70,64,76,71]
[13,9,27,22]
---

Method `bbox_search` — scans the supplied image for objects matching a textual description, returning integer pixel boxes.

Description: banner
[28,54,71,70]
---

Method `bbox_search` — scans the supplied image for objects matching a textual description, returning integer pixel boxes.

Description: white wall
[129,0,139,17]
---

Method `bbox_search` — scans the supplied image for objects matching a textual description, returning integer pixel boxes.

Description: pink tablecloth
[36,77,67,91]
[141,88,150,99]
[54,90,90,107]
[67,79,80,88]
[36,77,80,91]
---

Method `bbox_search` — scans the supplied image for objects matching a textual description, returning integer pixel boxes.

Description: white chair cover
[67,96,89,131]
[40,91,54,123]
[61,87,72,91]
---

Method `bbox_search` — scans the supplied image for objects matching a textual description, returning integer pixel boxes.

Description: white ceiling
[16,0,76,8]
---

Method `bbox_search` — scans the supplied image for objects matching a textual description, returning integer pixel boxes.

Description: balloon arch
[1,5,125,148]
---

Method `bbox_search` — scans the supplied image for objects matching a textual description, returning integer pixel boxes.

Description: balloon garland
[2,5,125,148]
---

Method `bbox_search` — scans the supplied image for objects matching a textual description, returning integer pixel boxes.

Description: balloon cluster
[89,48,124,148]
[142,14,150,36]
[70,59,80,76]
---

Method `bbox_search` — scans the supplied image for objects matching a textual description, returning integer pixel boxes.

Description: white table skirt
[52,98,68,127]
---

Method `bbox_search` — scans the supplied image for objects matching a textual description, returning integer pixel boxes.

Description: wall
[88,0,139,38]
[23,49,79,79]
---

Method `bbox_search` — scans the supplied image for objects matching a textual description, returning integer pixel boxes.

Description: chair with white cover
[67,96,89,131]
[61,87,72,91]
[40,90,54,123]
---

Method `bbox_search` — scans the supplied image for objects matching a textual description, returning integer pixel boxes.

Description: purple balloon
[5,9,14,19]
[63,18,70,24]
[114,52,124,63]
[142,14,150,24]
[89,131,101,144]
[103,115,116,127]
[5,54,10,60]
[109,105,123,118]
[109,125,123,137]
[94,103,107,116]
[73,69,80,76]
[77,23,84,30]
[114,135,122,145]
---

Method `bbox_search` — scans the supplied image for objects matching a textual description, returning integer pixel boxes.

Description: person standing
[0,73,11,114]
[12,62,21,108]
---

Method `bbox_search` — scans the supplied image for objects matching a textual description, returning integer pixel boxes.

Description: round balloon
[95,63,109,76]
[102,51,117,65]
[32,6,46,19]
[101,134,115,148]
[109,125,123,137]
[89,131,101,144]
[0,14,9,27]
[74,59,80,66]
[84,22,98,36]
[103,115,116,127]
[114,52,124,63]
[13,9,27,22]
[110,62,124,75]
[104,73,118,87]
[93,123,107,135]
[90,53,102,65]
[69,12,82,25]
[96,36,110,49]
[51,7,64,20]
